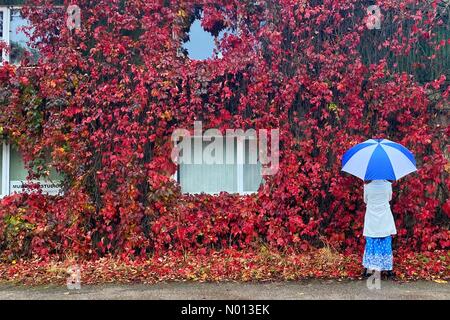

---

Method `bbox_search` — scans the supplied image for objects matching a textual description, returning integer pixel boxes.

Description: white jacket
[363,180,397,238]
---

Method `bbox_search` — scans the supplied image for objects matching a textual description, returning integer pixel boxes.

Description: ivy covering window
[0,8,6,62]
[0,6,38,64]
[10,8,38,64]
[0,144,63,197]
[181,10,233,61]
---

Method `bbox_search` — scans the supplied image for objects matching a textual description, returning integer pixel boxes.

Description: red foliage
[0,0,448,263]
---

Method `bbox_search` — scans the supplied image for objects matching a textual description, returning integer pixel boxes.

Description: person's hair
[365,179,393,184]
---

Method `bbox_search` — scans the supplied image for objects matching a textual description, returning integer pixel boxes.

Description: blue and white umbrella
[342,139,417,181]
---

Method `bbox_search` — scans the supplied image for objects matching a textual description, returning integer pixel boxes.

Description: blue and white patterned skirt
[363,236,393,271]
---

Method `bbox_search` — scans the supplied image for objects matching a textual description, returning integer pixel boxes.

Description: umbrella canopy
[342,139,417,181]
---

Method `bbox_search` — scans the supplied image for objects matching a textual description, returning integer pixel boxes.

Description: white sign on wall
[10,180,63,196]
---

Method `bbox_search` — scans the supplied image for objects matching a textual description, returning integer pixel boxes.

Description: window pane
[0,11,4,39]
[10,147,62,195]
[179,138,238,194]
[1,11,4,62]
[243,139,262,192]
[10,9,38,64]
[0,145,3,195]
[10,146,28,181]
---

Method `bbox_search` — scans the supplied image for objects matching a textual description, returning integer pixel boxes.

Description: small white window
[9,146,62,196]
[0,143,63,198]
[177,137,262,195]
[1,142,10,198]
[0,7,9,62]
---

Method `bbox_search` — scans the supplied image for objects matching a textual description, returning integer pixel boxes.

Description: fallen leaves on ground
[0,249,448,286]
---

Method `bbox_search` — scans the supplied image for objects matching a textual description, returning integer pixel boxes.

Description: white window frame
[1,142,10,198]
[173,136,261,196]
[1,6,11,196]
[0,6,11,63]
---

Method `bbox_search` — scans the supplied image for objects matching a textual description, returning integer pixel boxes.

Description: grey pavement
[0,280,449,300]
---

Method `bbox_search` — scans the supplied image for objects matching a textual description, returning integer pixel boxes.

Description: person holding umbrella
[342,139,417,279]
[362,179,396,278]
